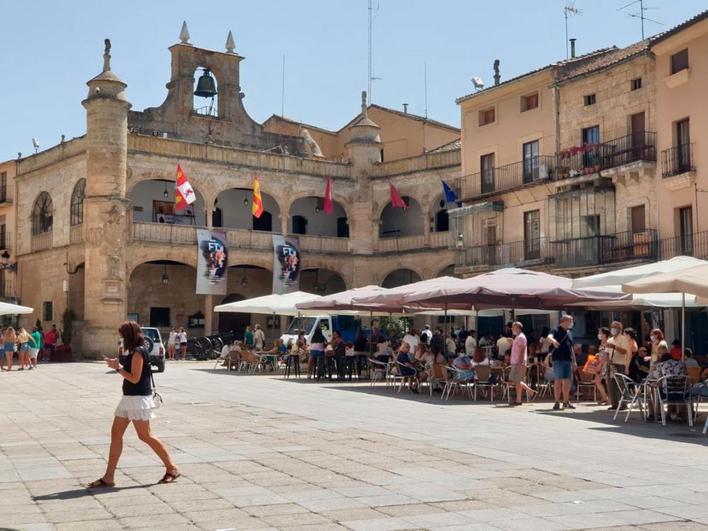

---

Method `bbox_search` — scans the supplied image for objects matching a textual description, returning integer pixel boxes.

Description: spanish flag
[175,164,196,212]
[252,176,264,218]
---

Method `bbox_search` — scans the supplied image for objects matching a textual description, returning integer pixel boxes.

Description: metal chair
[576,369,598,402]
[367,359,389,387]
[443,366,474,400]
[612,373,646,423]
[656,374,693,427]
[472,364,497,402]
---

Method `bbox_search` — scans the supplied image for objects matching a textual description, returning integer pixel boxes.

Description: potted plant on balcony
[53,309,75,362]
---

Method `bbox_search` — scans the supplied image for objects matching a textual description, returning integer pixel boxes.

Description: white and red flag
[175,164,196,211]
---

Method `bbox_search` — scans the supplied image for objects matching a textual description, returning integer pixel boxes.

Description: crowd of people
[0,323,60,371]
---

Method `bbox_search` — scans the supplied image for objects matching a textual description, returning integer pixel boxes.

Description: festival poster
[272,235,301,294]
[196,229,228,295]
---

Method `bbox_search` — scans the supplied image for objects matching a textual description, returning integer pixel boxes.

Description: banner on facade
[196,229,228,295]
[272,235,301,294]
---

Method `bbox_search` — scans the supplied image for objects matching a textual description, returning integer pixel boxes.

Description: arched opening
[379,197,423,238]
[130,180,206,226]
[32,191,53,235]
[218,265,273,338]
[70,179,86,226]
[128,260,203,333]
[300,268,347,295]
[68,263,85,321]
[193,66,218,117]
[212,188,280,231]
[289,197,349,237]
[381,268,421,288]
[432,196,450,232]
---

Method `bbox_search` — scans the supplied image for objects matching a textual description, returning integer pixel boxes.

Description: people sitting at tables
[445,333,457,360]
[465,330,477,357]
[374,337,392,364]
[402,328,420,352]
[629,344,651,383]
[496,333,512,360]
[684,349,699,368]
[648,350,688,422]
[452,350,474,382]
[396,342,419,393]
[670,339,683,361]
[472,347,490,367]
[649,328,668,368]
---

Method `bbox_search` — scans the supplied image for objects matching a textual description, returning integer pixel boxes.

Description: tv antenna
[368,0,382,103]
[423,62,428,119]
[617,0,663,40]
[564,3,582,59]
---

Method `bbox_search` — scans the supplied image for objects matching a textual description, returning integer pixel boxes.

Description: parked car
[141,326,166,372]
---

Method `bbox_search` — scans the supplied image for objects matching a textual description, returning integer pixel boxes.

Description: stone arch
[32,191,54,235]
[213,187,281,231]
[300,268,347,295]
[380,267,422,288]
[70,178,86,226]
[127,250,198,279]
[428,193,450,233]
[129,179,207,226]
[378,196,424,238]
[287,196,349,237]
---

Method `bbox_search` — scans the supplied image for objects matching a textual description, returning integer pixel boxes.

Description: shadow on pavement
[33,484,147,501]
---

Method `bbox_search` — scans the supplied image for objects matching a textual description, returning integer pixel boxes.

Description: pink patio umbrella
[352,268,629,311]
[295,284,444,315]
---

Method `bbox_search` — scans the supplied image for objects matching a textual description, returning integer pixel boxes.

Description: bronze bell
[194,68,217,98]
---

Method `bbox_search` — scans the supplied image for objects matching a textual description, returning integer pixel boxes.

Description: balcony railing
[69,224,85,244]
[295,234,349,254]
[377,234,427,253]
[132,222,199,244]
[225,228,274,250]
[429,230,451,248]
[30,232,53,252]
[0,279,13,299]
[465,155,557,197]
[661,143,695,178]
[456,230,658,269]
[557,132,657,179]
[660,231,708,260]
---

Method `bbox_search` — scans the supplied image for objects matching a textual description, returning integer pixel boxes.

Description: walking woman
[88,321,179,488]
[594,327,611,406]
[2,327,16,371]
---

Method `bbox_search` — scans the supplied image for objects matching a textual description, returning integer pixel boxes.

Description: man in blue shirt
[547,315,578,411]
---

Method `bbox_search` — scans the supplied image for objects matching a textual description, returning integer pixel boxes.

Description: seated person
[452,351,474,381]
[670,339,683,361]
[684,348,700,368]
[374,338,392,363]
[220,341,242,368]
[471,347,490,367]
[648,352,688,421]
[396,342,419,393]
[629,345,650,382]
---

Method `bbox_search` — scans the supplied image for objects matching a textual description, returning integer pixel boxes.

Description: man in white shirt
[402,329,420,352]
[465,330,477,356]
[253,324,265,351]
[421,325,433,344]
[497,335,511,359]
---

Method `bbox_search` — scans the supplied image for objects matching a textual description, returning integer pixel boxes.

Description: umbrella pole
[444,303,449,339]
[681,292,686,362]
[369,310,373,356]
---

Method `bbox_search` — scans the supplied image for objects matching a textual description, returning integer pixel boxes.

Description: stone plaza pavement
[1,362,708,531]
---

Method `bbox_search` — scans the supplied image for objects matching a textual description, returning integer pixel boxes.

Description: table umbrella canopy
[623,263,708,299]
[568,287,701,309]
[572,256,707,288]
[352,268,629,310]
[295,285,444,315]
[214,291,322,316]
[0,301,33,316]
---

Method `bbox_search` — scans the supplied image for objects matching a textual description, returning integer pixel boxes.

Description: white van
[280,315,359,346]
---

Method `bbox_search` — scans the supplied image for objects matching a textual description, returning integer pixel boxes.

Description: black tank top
[121,347,152,396]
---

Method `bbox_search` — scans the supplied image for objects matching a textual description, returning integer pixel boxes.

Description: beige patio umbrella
[623,263,708,359]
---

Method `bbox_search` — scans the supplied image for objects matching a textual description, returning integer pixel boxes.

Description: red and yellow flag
[175,164,196,212]
[251,176,264,219]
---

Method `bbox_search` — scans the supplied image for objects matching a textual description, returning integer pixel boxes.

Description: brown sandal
[158,470,181,484]
[87,477,115,489]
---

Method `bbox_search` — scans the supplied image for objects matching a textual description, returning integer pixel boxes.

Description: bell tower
[81,39,131,357]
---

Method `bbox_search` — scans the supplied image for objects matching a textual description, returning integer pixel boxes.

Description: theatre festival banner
[196,229,228,295]
[272,235,301,294]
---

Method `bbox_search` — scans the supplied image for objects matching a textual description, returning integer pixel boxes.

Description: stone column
[204,295,213,335]
[80,40,132,358]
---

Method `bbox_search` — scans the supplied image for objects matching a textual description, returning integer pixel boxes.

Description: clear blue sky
[0,0,705,160]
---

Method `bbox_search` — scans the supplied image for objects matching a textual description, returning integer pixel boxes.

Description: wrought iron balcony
[661,143,695,178]
[557,132,656,180]
[660,230,708,260]
[464,155,557,198]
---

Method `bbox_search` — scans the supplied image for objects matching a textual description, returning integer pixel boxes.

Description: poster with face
[272,235,301,294]
[196,229,228,295]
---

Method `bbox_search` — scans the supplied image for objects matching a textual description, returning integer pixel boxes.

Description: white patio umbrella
[0,301,33,316]
[623,263,708,360]
[572,256,707,288]
[214,291,322,316]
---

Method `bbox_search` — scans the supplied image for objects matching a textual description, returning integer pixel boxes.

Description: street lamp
[1,250,17,271]
[161,264,169,285]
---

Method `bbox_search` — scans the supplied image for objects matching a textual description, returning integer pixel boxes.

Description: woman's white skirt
[115,395,156,421]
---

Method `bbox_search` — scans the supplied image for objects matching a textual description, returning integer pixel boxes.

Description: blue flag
[441,180,458,204]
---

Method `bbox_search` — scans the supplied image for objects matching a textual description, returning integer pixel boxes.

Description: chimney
[402,103,408,113]
[570,38,577,58]
[493,59,500,86]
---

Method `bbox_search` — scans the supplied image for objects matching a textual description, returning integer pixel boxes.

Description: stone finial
[179,21,191,44]
[225,30,235,53]
[103,38,111,72]
[361,90,368,117]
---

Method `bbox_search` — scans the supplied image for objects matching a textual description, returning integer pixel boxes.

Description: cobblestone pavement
[1,361,707,531]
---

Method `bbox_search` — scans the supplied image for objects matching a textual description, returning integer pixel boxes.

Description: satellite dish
[472,77,485,90]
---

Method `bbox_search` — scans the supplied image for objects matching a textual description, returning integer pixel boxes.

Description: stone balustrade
[371,149,460,178]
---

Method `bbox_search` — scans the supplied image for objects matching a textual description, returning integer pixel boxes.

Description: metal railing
[661,143,695,178]
[296,234,349,254]
[429,230,452,248]
[377,234,427,253]
[456,238,554,269]
[465,155,557,197]
[660,231,708,260]
[131,222,199,244]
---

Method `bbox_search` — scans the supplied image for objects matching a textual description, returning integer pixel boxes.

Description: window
[70,178,86,226]
[630,205,646,233]
[42,301,53,322]
[679,206,693,255]
[630,77,642,91]
[31,192,53,235]
[676,118,691,171]
[670,48,689,75]
[523,210,541,260]
[581,125,600,168]
[292,215,308,235]
[0,223,5,250]
[149,307,170,328]
[0,172,6,203]
[522,140,540,183]
[521,92,539,112]
[480,153,496,194]
[584,94,596,106]
[478,108,495,126]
